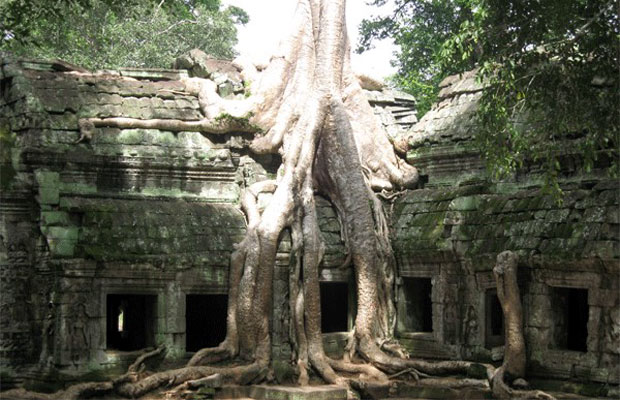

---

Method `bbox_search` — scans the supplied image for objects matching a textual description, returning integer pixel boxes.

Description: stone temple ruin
[0,57,618,397]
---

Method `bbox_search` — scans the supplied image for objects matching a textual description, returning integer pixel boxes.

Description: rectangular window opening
[106,294,156,351]
[186,294,228,352]
[550,287,589,352]
[399,277,433,333]
[320,282,349,333]
[485,289,504,348]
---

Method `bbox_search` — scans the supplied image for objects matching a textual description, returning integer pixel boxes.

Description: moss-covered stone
[34,171,61,204]
[528,378,611,398]
[47,238,77,257]
[0,127,17,190]
[60,182,97,195]
[41,211,70,226]
[42,226,79,241]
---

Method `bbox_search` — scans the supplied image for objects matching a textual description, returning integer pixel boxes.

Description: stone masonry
[0,57,617,394]
[0,57,415,387]
[393,70,619,386]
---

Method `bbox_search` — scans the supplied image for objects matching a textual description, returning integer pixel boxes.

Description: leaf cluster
[362,0,619,195]
[444,0,619,195]
[358,0,479,116]
[0,0,247,70]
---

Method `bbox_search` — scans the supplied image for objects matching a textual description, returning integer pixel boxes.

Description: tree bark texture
[491,251,555,400]
[493,250,526,379]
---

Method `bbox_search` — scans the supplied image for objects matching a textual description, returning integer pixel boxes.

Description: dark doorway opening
[320,282,349,333]
[106,294,156,351]
[485,289,504,348]
[551,287,589,352]
[400,277,433,332]
[186,294,228,352]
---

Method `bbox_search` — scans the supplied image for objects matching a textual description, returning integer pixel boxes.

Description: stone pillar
[0,189,40,372]
[161,280,185,359]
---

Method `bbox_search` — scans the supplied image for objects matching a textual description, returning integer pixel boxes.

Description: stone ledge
[216,384,347,400]
[118,68,189,81]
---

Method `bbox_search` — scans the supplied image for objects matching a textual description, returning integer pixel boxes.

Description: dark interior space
[186,294,228,352]
[551,287,589,352]
[485,289,505,348]
[106,294,156,351]
[400,277,433,332]
[320,282,349,333]
[566,288,589,351]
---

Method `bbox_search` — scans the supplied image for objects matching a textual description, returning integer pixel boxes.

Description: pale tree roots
[17,1,559,399]
[0,346,165,400]
[490,251,555,400]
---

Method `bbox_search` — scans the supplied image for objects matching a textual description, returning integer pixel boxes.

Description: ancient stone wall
[393,70,619,385]
[0,57,414,385]
[2,57,616,390]
[0,59,255,385]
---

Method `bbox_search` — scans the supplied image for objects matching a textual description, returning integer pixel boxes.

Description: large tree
[0,0,248,69]
[6,1,555,399]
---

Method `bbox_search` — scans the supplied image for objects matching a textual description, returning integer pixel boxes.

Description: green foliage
[445,0,619,195]
[0,0,247,70]
[362,0,619,195]
[359,0,478,116]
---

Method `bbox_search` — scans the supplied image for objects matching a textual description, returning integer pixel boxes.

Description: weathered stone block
[584,240,618,259]
[249,384,348,400]
[604,207,620,224]
[37,187,59,205]
[47,238,77,257]
[597,188,619,204]
[449,196,481,211]
[527,295,552,328]
[509,235,541,249]
[41,211,70,226]
[600,353,620,370]
[34,170,59,187]
[584,207,607,223]
[589,289,619,307]
[42,226,79,241]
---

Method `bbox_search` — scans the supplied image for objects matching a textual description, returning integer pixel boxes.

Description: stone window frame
[184,292,229,353]
[476,268,533,349]
[318,268,356,333]
[318,269,356,358]
[180,285,230,353]
[397,263,439,341]
[483,287,504,349]
[100,284,163,354]
[539,270,600,357]
[525,268,618,382]
[475,271,502,350]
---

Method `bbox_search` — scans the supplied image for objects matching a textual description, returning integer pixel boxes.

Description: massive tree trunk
[494,251,526,380]
[490,251,555,400]
[188,0,419,384]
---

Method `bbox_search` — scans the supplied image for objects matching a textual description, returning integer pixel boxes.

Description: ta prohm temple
[1,56,618,398]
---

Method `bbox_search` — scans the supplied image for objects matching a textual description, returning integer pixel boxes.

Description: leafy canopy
[359,0,477,116]
[0,0,248,69]
[361,0,618,193]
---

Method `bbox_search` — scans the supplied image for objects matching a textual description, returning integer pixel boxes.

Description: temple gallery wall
[0,58,618,391]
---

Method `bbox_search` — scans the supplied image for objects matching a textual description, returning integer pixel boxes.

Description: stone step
[215,384,347,400]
